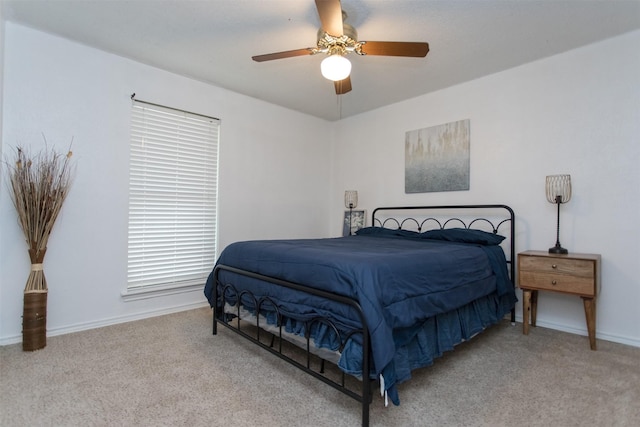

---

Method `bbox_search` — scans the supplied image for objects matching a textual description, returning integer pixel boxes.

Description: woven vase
[21,249,48,351]
[22,290,48,351]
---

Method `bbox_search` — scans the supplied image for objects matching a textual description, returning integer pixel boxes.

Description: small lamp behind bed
[345,190,358,235]
[546,174,572,254]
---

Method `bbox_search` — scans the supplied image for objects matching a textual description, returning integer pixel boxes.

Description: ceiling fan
[252,0,430,95]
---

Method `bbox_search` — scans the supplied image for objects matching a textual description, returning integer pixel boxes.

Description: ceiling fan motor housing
[316,22,361,56]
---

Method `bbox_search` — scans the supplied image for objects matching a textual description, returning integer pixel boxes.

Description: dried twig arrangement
[5,143,74,292]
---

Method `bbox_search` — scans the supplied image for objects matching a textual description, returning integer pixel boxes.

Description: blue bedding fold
[204,231,516,404]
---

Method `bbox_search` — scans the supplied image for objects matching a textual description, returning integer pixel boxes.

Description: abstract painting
[405,119,470,193]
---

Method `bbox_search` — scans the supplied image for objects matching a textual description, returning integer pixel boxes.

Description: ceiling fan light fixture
[321,54,351,81]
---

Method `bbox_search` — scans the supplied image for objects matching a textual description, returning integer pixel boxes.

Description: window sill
[121,281,204,302]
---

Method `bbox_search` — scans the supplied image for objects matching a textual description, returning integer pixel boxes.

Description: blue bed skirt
[340,290,516,388]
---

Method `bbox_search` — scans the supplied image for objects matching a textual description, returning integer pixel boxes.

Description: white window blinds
[127,100,219,290]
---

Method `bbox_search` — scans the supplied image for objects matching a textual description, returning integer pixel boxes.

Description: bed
[204,205,516,426]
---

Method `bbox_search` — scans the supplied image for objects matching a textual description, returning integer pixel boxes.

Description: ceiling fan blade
[334,76,352,95]
[252,48,314,62]
[360,41,430,57]
[315,0,344,36]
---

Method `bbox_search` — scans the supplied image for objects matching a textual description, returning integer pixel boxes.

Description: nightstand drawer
[519,271,595,296]
[519,256,594,277]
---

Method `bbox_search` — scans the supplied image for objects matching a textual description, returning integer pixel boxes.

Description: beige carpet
[1,307,639,426]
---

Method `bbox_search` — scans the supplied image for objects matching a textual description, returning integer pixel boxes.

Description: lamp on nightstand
[344,190,358,235]
[546,174,571,254]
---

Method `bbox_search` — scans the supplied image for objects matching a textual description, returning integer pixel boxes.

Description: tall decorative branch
[4,140,74,351]
[6,143,74,290]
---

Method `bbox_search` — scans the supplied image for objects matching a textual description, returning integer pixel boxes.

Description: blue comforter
[204,228,515,404]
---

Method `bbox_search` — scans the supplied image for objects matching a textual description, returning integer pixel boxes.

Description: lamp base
[549,245,568,254]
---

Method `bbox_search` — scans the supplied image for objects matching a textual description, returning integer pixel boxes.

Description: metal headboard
[372,204,516,300]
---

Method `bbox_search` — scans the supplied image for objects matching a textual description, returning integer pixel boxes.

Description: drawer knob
[551,280,557,285]
[552,264,558,269]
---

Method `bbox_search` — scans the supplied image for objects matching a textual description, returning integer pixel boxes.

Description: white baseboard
[0,301,210,346]
[512,314,640,348]
[3,305,638,348]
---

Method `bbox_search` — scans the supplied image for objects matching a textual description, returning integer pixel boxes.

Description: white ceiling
[3,0,640,121]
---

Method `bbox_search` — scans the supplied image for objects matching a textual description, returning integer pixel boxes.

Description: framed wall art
[343,210,366,236]
[405,119,470,193]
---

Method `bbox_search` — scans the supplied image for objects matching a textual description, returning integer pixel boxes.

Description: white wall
[0,3,4,156]
[0,4,5,289]
[331,31,640,347]
[2,22,638,349]
[0,23,331,344]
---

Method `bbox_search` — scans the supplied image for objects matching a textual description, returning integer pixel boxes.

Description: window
[125,100,219,298]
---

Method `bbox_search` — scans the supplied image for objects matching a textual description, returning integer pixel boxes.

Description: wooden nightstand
[518,250,601,350]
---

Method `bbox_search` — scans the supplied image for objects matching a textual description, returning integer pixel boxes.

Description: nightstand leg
[522,289,531,335]
[582,297,597,350]
[530,290,538,327]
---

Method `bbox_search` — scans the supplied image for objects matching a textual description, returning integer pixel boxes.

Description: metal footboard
[212,264,373,427]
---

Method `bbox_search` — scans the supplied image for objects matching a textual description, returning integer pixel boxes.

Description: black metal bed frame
[211,204,515,427]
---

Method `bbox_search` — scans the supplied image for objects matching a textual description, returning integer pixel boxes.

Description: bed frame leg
[361,378,371,426]
[362,385,370,427]
[510,308,516,325]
